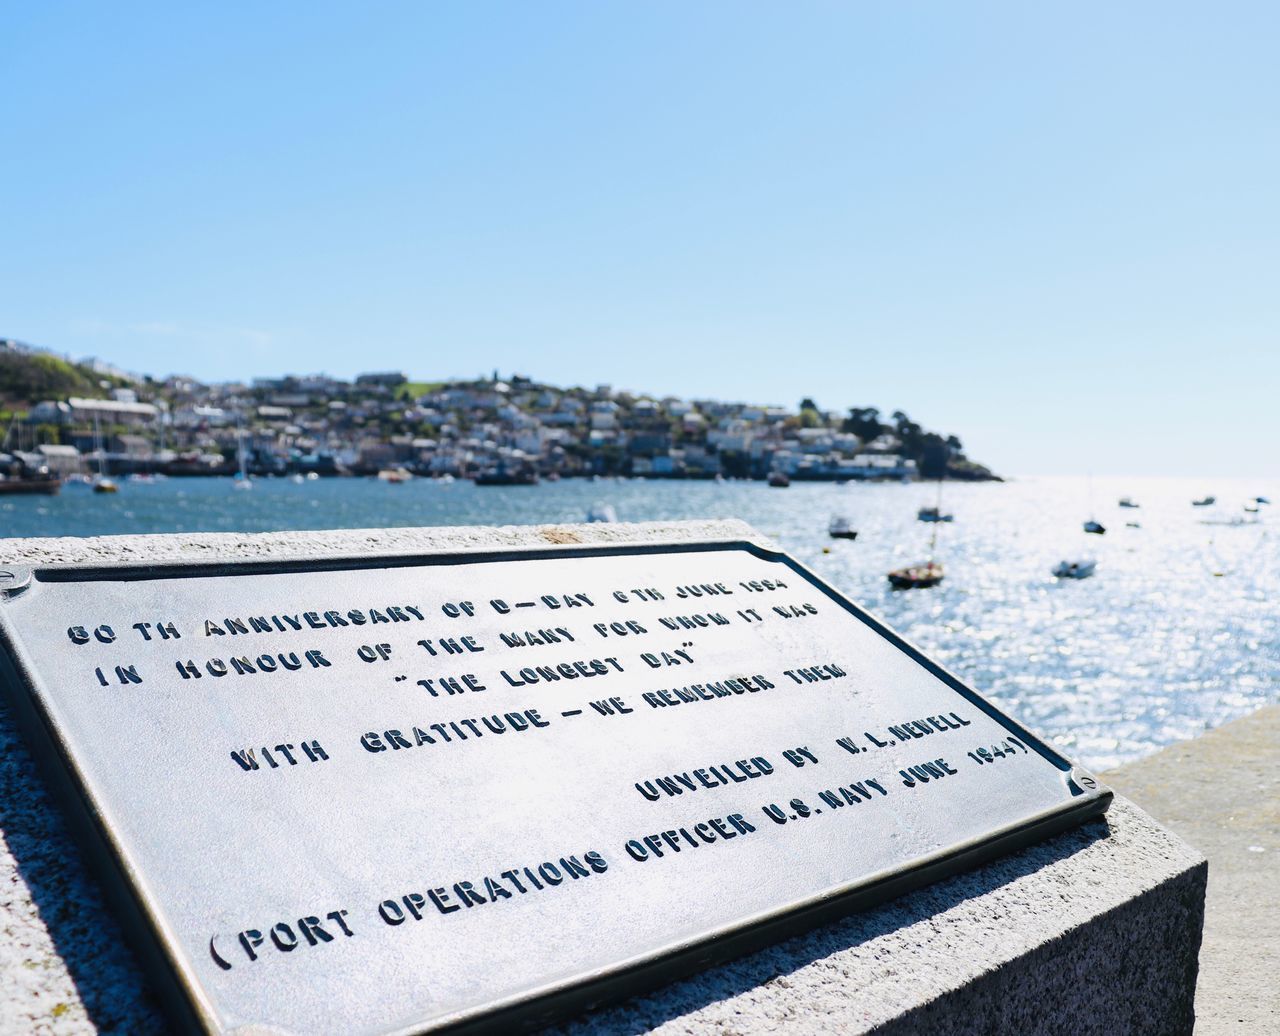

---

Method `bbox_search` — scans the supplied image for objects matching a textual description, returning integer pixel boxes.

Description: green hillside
[0,351,109,405]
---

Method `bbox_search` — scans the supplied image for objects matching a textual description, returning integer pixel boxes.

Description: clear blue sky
[3,3,1277,476]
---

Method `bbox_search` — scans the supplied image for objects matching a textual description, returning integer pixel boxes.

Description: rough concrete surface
[0,522,1209,1034]
[553,797,1205,1036]
[1106,704,1279,1035]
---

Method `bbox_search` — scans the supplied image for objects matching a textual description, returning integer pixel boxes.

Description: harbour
[3,473,1273,774]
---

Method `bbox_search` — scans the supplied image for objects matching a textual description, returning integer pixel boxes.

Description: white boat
[1053,559,1097,579]
[586,503,618,523]
[377,468,413,483]
[234,415,253,490]
[828,515,857,540]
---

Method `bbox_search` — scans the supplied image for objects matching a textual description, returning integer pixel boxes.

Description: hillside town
[0,338,996,485]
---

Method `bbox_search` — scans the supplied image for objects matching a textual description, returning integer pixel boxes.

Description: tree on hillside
[841,407,884,441]
[0,352,105,405]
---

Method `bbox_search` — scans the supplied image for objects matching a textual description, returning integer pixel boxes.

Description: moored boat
[1192,496,1215,506]
[828,515,857,540]
[89,410,118,494]
[1053,559,1097,579]
[916,505,953,523]
[233,415,254,489]
[0,474,61,495]
[1083,520,1106,534]
[888,561,944,589]
[475,466,538,486]
[1118,497,1139,508]
[767,472,790,488]
[0,454,61,495]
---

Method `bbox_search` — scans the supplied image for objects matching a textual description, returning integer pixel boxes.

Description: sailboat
[91,410,118,494]
[890,481,945,588]
[233,416,253,490]
[888,559,943,589]
[916,480,953,522]
[1081,474,1103,532]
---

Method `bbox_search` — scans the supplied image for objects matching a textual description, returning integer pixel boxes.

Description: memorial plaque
[0,538,1110,1033]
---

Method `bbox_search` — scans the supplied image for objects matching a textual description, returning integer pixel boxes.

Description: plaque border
[0,539,1112,1034]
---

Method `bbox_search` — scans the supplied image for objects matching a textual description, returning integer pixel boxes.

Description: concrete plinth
[0,522,1207,1034]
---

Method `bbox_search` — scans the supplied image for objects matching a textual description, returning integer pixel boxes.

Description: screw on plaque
[0,567,32,598]
[1068,766,1099,795]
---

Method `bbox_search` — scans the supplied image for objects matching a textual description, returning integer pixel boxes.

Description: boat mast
[94,409,106,478]
[928,478,942,562]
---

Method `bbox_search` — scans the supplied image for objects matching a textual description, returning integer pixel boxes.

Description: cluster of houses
[9,357,930,481]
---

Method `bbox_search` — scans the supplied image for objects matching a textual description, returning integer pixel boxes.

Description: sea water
[1,474,1274,770]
